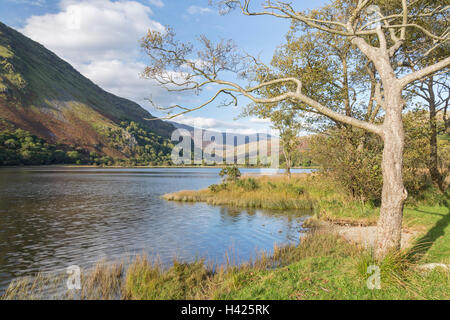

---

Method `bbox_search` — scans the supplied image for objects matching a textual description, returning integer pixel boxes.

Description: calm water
[0,167,313,292]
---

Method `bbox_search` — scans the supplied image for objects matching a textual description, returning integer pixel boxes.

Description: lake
[0,167,313,292]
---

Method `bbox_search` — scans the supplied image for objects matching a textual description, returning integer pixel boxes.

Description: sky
[0,0,329,134]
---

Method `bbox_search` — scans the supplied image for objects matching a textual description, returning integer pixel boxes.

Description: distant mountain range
[168,121,280,163]
[0,21,174,160]
[168,121,273,147]
[0,21,282,165]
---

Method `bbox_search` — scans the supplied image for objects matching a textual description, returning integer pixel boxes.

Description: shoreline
[162,174,317,211]
[162,174,449,259]
[0,164,319,170]
[2,171,448,300]
[3,223,448,300]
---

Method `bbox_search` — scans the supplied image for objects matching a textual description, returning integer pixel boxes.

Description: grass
[123,233,450,300]
[163,173,448,228]
[163,175,316,210]
[404,206,450,264]
[2,260,124,300]
[3,174,448,300]
[3,233,448,300]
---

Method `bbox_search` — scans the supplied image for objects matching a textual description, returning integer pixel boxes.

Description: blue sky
[1,0,328,133]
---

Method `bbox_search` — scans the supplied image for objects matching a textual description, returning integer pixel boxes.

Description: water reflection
[0,167,313,292]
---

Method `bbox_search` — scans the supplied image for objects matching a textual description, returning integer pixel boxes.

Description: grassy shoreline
[163,173,449,260]
[3,174,449,300]
[161,174,450,295]
[3,230,448,300]
[163,175,316,210]
[164,174,448,230]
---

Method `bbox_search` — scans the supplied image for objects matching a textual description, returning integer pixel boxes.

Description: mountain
[168,121,281,164]
[168,121,273,147]
[0,21,175,163]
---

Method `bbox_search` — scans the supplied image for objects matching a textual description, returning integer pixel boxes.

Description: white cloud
[76,59,192,107]
[187,5,213,15]
[174,115,270,135]
[18,0,184,107]
[148,0,164,7]
[77,60,158,102]
[249,117,271,124]
[21,0,164,65]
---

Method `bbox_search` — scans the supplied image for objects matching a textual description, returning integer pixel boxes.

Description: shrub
[219,166,241,182]
[309,128,383,203]
[209,184,220,192]
[66,151,80,160]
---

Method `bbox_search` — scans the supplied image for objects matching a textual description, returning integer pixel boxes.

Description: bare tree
[141,0,450,260]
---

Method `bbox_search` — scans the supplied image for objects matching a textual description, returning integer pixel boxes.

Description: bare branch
[145,88,237,120]
[399,56,450,88]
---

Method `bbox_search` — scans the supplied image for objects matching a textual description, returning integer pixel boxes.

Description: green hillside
[0,21,174,165]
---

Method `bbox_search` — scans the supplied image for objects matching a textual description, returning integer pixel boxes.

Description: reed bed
[3,232,448,300]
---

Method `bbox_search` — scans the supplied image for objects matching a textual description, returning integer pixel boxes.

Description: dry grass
[2,260,124,300]
[1,233,355,300]
[2,231,448,300]
[120,232,363,300]
[163,174,316,210]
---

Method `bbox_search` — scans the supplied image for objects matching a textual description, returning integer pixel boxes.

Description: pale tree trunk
[375,88,408,260]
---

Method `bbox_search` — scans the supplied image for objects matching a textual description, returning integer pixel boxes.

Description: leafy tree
[0,122,174,167]
[310,109,440,204]
[0,129,85,165]
[142,0,450,259]
[4,138,16,148]
[310,128,383,203]
[66,151,80,161]
[407,75,449,193]
[54,150,66,163]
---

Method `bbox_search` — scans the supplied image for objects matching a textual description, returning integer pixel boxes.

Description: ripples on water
[0,167,313,292]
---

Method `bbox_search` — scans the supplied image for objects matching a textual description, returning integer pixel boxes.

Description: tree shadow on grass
[411,208,446,217]
[407,202,450,263]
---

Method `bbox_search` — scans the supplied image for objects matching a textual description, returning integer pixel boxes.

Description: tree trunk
[286,159,291,180]
[283,148,291,180]
[375,92,408,260]
[427,78,444,192]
